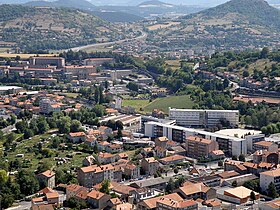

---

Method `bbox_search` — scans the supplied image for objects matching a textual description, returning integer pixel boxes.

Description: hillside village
[2,0,280,210]
[0,52,280,210]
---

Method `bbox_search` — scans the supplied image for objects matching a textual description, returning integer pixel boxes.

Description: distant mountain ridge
[25,0,96,10]
[185,0,280,31]
[138,0,174,7]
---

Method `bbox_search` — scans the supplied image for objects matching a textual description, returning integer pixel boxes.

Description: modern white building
[0,86,24,94]
[260,169,280,194]
[169,108,239,128]
[144,122,247,156]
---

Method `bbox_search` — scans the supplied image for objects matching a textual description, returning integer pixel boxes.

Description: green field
[123,99,150,112]
[123,95,195,113]
[144,95,194,113]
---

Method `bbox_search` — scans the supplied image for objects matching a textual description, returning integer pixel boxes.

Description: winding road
[68,31,147,52]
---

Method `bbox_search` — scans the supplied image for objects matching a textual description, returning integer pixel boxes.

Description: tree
[37,117,49,134]
[232,180,238,187]
[232,155,238,160]
[0,169,8,186]
[16,169,39,196]
[70,120,82,132]
[41,148,54,158]
[239,154,246,162]
[65,197,87,209]
[166,178,175,193]
[100,179,110,194]
[218,161,223,167]
[15,121,28,133]
[37,161,52,173]
[24,129,34,139]
[0,193,14,209]
[174,168,179,174]
[250,191,256,203]
[268,182,279,198]
[243,179,260,192]
[243,70,249,77]
[260,47,269,59]
[126,82,139,92]
[57,117,71,134]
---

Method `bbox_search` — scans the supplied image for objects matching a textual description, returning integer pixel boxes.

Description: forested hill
[0,4,126,51]
[185,0,280,31]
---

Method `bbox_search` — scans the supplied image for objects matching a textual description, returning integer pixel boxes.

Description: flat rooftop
[0,86,23,91]
[215,129,262,138]
[169,108,239,113]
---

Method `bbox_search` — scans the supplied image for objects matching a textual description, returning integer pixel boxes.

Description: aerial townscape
[2,0,280,210]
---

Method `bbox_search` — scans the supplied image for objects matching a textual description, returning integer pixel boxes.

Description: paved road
[68,31,147,52]
[6,201,31,210]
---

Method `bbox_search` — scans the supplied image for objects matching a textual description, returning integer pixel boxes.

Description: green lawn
[122,100,150,112]
[143,95,195,113]
[59,92,80,99]
[123,95,195,114]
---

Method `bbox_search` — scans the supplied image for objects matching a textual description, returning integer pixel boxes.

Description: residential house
[175,182,216,200]
[37,170,55,189]
[97,152,116,164]
[253,141,278,152]
[107,144,123,153]
[155,146,167,158]
[185,136,219,158]
[82,155,96,167]
[87,190,111,210]
[141,147,155,157]
[124,163,140,179]
[69,132,86,143]
[260,168,280,194]
[141,157,159,176]
[45,191,59,205]
[137,193,183,210]
[155,136,168,148]
[66,184,88,200]
[156,198,198,210]
[159,155,186,165]
[77,164,115,187]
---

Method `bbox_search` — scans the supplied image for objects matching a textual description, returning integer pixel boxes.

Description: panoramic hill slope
[185,0,280,30]
[25,0,143,22]
[147,0,280,51]
[0,4,126,51]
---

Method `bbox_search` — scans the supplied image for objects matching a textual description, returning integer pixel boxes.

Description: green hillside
[0,5,126,51]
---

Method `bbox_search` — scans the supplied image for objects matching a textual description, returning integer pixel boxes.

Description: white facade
[260,169,280,194]
[169,108,239,128]
[144,122,247,156]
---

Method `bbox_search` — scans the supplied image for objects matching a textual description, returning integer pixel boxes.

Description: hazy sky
[1,0,279,7]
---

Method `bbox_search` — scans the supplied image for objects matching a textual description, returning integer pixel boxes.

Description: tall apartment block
[169,108,239,128]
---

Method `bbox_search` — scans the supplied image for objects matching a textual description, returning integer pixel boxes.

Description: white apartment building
[144,122,247,156]
[260,169,280,194]
[169,108,239,128]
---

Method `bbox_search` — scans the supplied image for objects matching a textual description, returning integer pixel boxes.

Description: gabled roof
[87,190,107,200]
[39,170,55,178]
[138,193,183,209]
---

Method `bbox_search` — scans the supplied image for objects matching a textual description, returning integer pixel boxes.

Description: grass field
[122,100,150,112]
[123,95,195,114]
[59,92,79,99]
[0,53,59,59]
[144,95,194,113]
